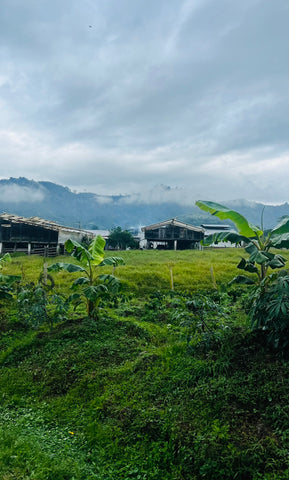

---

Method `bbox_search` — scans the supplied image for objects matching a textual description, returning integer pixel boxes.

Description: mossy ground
[1,249,289,479]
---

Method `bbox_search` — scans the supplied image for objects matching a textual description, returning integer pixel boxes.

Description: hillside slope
[0,177,288,230]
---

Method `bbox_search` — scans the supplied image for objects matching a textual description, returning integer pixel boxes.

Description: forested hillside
[0,177,288,230]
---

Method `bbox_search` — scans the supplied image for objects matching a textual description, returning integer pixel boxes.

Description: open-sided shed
[142,219,204,250]
[0,213,94,256]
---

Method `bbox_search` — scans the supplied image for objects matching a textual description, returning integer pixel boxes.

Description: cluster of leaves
[196,200,289,350]
[196,200,289,283]
[17,283,69,329]
[250,270,289,350]
[0,236,125,330]
[48,235,124,319]
[0,253,21,300]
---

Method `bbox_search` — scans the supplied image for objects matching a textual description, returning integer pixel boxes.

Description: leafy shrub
[17,283,69,329]
[250,270,289,349]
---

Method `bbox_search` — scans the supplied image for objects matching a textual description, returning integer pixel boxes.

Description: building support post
[174,240,177,251]
[0,242,2,254]
[28,243,31,255]
[56,244,60,255]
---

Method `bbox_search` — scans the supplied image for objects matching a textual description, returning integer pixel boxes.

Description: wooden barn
[141,219,204,250]
[0,213,94,256]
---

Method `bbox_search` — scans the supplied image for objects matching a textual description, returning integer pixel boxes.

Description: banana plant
[196,200,289,284]
[48,235,124,318]
[0,253,21,299]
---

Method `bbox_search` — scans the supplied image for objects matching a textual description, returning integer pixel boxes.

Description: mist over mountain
[0,177,288,231]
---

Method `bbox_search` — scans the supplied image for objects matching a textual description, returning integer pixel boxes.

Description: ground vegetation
[0,249,289,478]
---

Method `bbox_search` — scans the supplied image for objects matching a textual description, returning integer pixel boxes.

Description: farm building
[0,213,95,256]
[141,219,204,250]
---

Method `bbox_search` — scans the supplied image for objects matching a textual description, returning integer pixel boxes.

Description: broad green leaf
[99,257,125,267]
[237,258,258,273]
[65,238,83,253]
[228,275,256,285]
[48,262,86,273]
[244,242,259,256]
[270,233,289,249]
[72,276,90,287]
[83,284,108,301]
[202,231,249,246]
[98,274,121,293]
[195,200,262,237]
[254,251,272,265]
[65,239,93,264]
[266,255,286,270]
[270,216,289,236]
[67,293,82,305]
[89,235,106,265]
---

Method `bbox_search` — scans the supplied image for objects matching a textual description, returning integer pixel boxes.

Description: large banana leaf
[83,284,108,301]
[98,274,122,293]
[228,275,256,285]
[270,233,289,249]
[266,254,286,269]
[89,235,106,265]
[48,262,86,273]
[72,276,90,287]
[196,200,262,237]
[270,216,289,236]
[202,231,249,246]
[99,257,125,267]
[65,239,94,265]
[237,258,258,274]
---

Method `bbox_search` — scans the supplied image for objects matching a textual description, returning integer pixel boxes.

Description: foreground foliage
[48,236,124,318]
[1,250,289,478]
[196,200,289,283]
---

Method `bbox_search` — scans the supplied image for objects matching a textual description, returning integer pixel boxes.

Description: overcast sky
[0,0,289,204]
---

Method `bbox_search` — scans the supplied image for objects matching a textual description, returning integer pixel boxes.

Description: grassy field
[1,248,289,479]
[7,247,255,293]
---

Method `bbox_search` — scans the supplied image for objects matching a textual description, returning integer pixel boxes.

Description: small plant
[48,235,124,319]
[17,282,69,329]
[0,253,21,300]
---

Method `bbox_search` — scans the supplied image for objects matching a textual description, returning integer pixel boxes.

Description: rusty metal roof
[0,213,92,235]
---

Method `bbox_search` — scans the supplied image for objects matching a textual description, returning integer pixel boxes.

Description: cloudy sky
[0,0,289,204]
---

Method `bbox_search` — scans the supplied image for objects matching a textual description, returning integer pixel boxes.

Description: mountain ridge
[0,177,288,230]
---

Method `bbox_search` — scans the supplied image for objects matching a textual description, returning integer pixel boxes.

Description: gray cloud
[0,0,289,204]
[0,184,46,204]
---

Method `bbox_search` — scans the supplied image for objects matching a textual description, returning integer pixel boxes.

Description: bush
[250,270,289,350]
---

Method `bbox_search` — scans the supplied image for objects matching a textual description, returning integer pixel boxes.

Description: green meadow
[1,248,289,479]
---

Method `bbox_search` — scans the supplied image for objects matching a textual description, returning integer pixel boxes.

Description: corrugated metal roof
[141,218,204,233]
[0,213,93,236]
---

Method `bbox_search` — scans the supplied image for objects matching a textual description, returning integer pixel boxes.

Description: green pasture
[6,247,261,294]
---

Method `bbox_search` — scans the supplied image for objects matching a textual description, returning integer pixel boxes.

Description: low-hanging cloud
[0,184,46,204]
[118,185,195,206]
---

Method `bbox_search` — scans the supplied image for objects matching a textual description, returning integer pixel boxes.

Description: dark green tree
[107,227,138,250]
